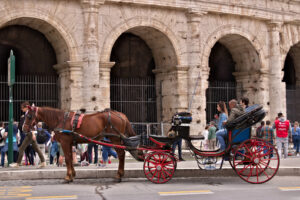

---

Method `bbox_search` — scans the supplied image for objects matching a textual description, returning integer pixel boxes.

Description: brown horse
[22,105,142,183]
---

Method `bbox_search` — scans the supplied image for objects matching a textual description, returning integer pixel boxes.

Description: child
[201,125,209,150]
[208,121,217,150]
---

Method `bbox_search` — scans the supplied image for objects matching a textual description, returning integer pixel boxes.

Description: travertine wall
[1,0,300,134]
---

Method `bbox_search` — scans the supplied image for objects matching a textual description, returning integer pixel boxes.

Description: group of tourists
[201,98,248,151]
[200,97,296,160]
[0,101,117,168]
[256,114,300,158]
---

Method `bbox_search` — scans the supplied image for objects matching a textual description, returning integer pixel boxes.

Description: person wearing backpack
[34,122,51,166]
[2,121,19,165]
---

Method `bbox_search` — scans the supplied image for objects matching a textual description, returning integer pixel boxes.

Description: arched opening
[110,33,156,123]
[109,26,178,129]
[283,47,300,122]
[0,25,58,121]
[206,34,261,123]
[206,42,236,122]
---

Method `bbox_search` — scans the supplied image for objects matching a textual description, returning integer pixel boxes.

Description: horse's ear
[27,105,32,110]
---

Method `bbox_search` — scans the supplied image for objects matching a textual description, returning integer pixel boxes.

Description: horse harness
[60,109,127,145]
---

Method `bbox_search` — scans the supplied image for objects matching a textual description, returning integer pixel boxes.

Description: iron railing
[206,81,237,123]
[131,122,170,146]
[110,77,157,123]
[0,75,58,122]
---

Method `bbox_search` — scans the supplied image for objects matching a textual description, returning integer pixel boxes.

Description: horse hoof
[114,178,122,183]
[64,178,73,183]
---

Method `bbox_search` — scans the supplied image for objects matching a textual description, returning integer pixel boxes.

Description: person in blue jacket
[2,121,19,165]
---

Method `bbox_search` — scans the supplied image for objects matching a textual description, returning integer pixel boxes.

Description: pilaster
[99,61,115,110]
[80,0,104,112]
[53,61,84,111]
[267,21,286,119]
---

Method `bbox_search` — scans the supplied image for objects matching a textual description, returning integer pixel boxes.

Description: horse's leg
[71,146,76,178]
[60,140,74,183]
[115,148,125,182]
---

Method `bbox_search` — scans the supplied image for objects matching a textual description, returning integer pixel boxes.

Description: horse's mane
[39,107,65,127]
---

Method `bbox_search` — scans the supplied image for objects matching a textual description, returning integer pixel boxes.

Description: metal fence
[0,75,59,122]
[131,122,170,146]
[110,77,157,123]
[206,81,237,123]
[286,85,300,122]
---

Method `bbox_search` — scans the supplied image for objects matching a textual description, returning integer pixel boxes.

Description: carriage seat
[122,135,141,148]
[225,104,266,130]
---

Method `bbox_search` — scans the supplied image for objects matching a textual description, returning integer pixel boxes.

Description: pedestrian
[273,112,291,159]
[34,122,51,166]
[291,121,300,156]
[87,143,98,165]
[172,138,184,161]
[0,122,6,167]
[207,121,217,150]
[17,103,35,165]
[216,99,245,151]
[2,121,19,164]
[100,137,117,167]
[9,102,46,168]
[49,131,60,166]
[201,125,209,150]
[256,121,265,139]
[260,120,275,157]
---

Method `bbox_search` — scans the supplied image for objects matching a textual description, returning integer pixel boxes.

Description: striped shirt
[260,126,274,142]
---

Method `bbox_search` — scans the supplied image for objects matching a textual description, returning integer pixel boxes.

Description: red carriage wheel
[143,152,176,184]
[232,139,279,184]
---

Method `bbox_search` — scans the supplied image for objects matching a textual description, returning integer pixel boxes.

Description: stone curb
[0,167,299,180]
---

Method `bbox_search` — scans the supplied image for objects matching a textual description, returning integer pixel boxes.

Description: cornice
[105,0,298,24]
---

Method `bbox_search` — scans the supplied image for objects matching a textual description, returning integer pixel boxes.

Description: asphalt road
[0,176,300,200]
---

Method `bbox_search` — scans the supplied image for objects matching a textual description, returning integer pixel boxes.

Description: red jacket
[274,119,290,138]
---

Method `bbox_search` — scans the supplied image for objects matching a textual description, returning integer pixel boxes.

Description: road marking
[159,190,213,196]
[26,195,77,200]
[0,186,32,198]
[279,187,300,191]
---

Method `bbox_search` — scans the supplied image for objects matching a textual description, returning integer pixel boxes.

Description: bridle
[23,106,39,132]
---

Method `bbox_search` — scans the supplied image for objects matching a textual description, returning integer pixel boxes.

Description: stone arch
[0,8,79,63]
[202,25,267,123]
[100,16,180,68]
[201,25,265,73]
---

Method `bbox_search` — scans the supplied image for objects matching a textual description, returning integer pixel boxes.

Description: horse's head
[22,105,39,133]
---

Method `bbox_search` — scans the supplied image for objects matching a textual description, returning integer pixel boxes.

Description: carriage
[23,104,279,184]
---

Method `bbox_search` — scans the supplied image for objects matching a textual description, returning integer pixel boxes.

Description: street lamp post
[7,50,15,164]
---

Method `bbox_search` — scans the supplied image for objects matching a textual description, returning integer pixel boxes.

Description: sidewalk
[0,152,299,181]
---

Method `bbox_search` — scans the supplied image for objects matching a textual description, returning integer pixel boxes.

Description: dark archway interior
[0,25,57,75]
[110,33,157,123]
[283,53,296,87]
[208,42,235,82]
[206,42,236,122]
[110,33,155,78]
[0,25,58,122]
[283,52,299,122]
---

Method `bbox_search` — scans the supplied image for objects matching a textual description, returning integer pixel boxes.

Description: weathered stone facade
[1,0,300,134]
